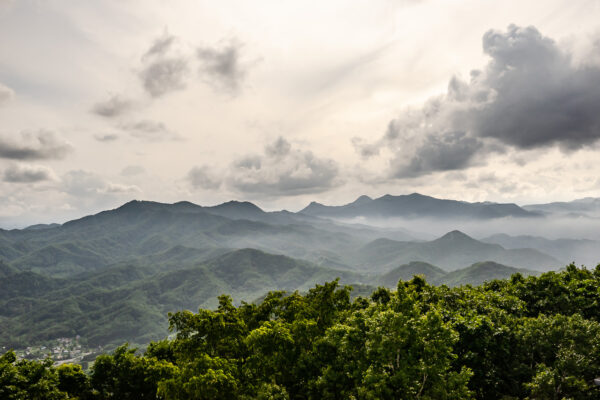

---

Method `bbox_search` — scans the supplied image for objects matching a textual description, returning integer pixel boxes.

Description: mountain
[372,260,536,288]
[0,259,17,278]
[0,200,423,277]
[0,200,367,276]
[355,230,559,272]
[0,199,564,351]
[0,249,365,348]
[374,261,446,288]
[24,223,61,231]
[524,197,600,217]
[301,193,540,220]
[203,200,267,220]
[438,261,535,287]
[482,233,600,267]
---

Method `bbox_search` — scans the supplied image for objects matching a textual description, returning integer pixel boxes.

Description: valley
[1,194,597,352]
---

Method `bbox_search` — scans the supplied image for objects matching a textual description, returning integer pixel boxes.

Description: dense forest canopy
[2,264,600,399]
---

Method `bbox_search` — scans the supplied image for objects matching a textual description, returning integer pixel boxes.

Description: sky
[1,0,600,227]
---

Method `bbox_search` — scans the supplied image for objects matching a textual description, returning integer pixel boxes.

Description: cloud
[120,165,145,176]
[227,136,340,196]
[264,136,291,157]
[471,25,600,149]
[0,130,72,160]
[197,40,247,93]
[61,170,105,197]
[3,163,57,183]
[351,137,380,158]
[187,165,222,190]
[358,24,600,178]
[143,33,176,59]
[61,170,139,197]
[141,58,188,97]
[234,155,262,170]
[390,131,485,178]
[120,120,179,141]
[92,95,133,118]
[139,34,188,97]
[101,182,141,194]
[0,82,14,105]
[94,133,119,142]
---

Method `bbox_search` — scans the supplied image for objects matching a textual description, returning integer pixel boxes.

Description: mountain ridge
[300,193,540,220]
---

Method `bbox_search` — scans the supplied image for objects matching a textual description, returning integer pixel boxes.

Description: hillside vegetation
[0,246,534,349]
[0,249,362,348]
[3,265,600,399]
[0,200,567,350]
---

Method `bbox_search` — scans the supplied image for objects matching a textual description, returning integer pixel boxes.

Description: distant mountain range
[524,197,600,217]
[300,193,541,220]
[355,230,559,272]
[0,196,594,350]
[375,260,535,288]
[482,233,600,267]
[0,201,560,277]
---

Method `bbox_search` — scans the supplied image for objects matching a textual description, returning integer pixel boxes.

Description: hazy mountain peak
[116,199,157,211]
[301,192,536,220]
[212,200,264,212]
[203,200,266,220]
[299,201,327,214]
[435,230,474,242]
[351,195,373,205]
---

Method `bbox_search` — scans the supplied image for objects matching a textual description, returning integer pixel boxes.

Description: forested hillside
[3,265,600,399]
[0,200,565,351]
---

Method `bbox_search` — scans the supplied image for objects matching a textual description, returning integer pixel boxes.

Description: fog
[338,215,600,241]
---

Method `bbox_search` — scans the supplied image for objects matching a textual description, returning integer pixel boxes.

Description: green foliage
[90,344,178,399]
[0,351,67,399]
[56,363,90,399]
[3,265,600,399]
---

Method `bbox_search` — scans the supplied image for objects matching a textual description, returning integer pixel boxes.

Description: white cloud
[227,137,341,196]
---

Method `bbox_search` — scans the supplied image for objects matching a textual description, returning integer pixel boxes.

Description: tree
[90,344,177,399]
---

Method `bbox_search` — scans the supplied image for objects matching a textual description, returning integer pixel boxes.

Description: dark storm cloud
[0,130,72,160]
[470,25,600,149]
[187,165,222,190]
[0,82,14,105]
[228,136,340,196]
[120,120,179,141]
[139,34,188,98]
[357,24,600,178]
[197,41,246,93]
[92,95,133,118]
[390,131,484,178]
[3,164,56,183]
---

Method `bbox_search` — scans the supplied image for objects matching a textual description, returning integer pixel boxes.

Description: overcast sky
[1,0,600,227]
